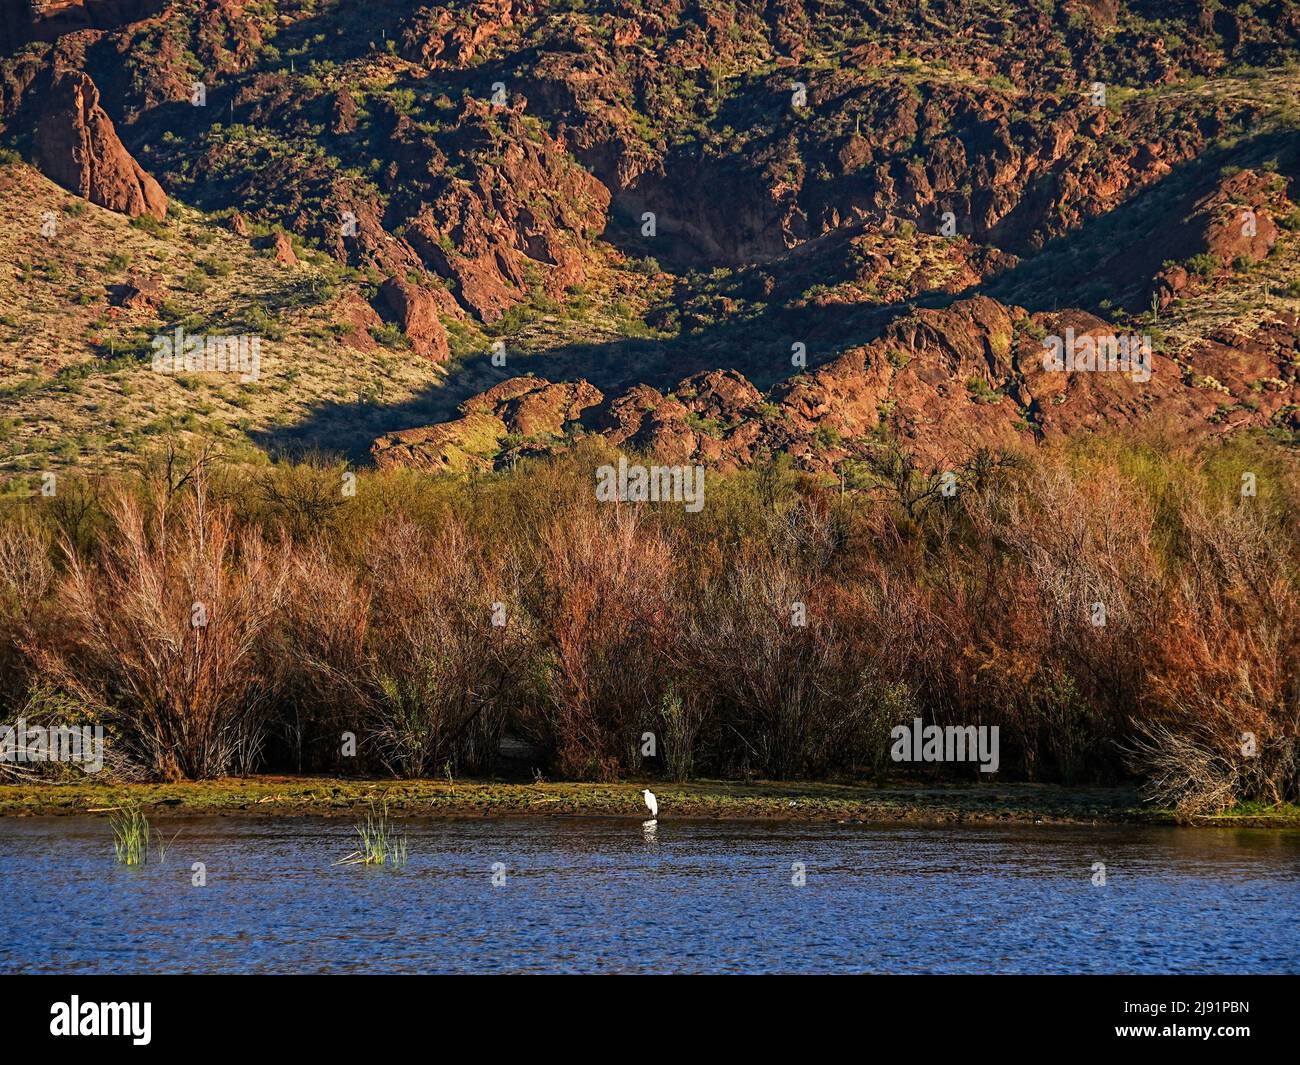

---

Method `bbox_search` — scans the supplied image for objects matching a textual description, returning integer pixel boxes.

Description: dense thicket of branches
[1,435,1296,815]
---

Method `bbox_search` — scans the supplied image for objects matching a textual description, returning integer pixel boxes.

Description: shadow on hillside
[249,284,935,464]
[980,129,1300,314]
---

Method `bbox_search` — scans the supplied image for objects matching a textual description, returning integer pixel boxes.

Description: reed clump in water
[109,805,149,865]
[106,805,180,864]
[337,801,407,866]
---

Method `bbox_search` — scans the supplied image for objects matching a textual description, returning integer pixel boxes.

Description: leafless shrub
[534,506,681,781]
[359,518,517,777]
[33,482,288,779]
[1126,720,1243,817]
[3,438,1294,806]
[0,518,54,608]
[256,455,350,541]
[269,539,370,771]
[0,518,55,711]
[685,554,875,778]
[0,684,147,782]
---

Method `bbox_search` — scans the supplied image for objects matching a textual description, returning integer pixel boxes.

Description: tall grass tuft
[337,801,407,866]
[109,806,149,866]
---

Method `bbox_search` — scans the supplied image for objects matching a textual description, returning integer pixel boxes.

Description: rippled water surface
[1,816,1297,973]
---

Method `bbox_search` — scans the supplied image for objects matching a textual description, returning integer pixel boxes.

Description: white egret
[642,789,658,820]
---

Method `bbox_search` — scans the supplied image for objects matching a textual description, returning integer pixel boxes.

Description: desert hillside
[1,0,1299,485]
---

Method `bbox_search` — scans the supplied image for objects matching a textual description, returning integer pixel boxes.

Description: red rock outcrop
[271,230,297,266]
[4,0,1299,480]
[33,70,166,220]
[399,0,525,69]
[377,277,450,363]
[2,0,165,50]
[374,294,1300,472]
[333,288,384,353]
[398,99,610,322]
[373,376,602,471]
[116,273,163,312]
[588,371,769,470]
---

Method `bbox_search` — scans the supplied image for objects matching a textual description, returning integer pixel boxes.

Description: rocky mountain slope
[1,0,1299,483]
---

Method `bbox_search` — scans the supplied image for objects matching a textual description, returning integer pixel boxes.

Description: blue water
[1,816,1297,973]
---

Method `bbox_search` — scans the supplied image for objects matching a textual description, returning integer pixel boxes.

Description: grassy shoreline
[1,777,1298,827]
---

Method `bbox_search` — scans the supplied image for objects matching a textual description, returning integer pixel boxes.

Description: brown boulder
[34,70,167,220]
[461,376,604,437]
[589,386,699,463]
[330,90,357,135]
[271,231,297,266]
[496,378,603,439]
[117,273,163,312]
[334,288,384,352]
[373,411,505,473]
[674,369,765,421]
[1021,309,1213,442]
[886,296,1017,382]
[378,277,450,363]
[1200,170,1280,265]
[1152,264,1189,310]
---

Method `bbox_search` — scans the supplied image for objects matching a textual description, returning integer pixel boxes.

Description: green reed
[109,805,149,865]
[337,801,407,866]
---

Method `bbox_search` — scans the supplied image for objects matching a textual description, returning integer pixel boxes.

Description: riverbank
[2,777,1298,827]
